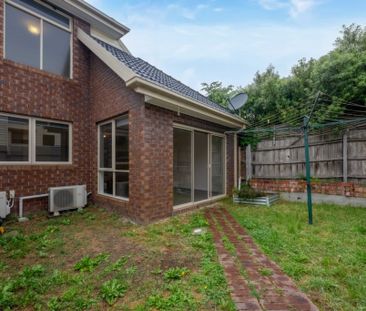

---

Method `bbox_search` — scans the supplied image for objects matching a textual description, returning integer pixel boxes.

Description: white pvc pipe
[234,133,238,188]
[19,193,49,221]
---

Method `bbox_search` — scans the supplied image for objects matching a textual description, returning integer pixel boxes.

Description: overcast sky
[86,0,366,91]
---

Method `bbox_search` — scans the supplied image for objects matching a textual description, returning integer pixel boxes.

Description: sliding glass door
[173,128,192,206]
[173,127,225,207]
[211,136,225,196]
[194,132,209,202]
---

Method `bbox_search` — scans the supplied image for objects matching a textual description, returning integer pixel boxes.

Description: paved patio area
[205,206,318,311]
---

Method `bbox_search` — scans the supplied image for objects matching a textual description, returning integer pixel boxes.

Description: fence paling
[242,127,366,182]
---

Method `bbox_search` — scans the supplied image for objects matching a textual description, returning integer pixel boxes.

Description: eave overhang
[49,0,129,39]
[126,77,245,128]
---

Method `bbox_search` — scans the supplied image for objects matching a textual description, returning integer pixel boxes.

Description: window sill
[96,193,129,202]
[173,194,227,211]
[0,163,76,170]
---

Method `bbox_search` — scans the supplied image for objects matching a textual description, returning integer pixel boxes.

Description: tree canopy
[201,24,366,126]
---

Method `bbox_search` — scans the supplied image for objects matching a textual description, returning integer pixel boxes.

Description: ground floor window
[36,121,70,162]
[173,126,225,207]
[0,113,71,164]
[98,115,129,199]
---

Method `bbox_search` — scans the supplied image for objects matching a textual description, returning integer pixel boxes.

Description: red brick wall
[139,104,173,222]
[250,179,366,198]
[0,7,92,214]
[89,58,175,223]
[89,55,145,222]
[89,57,237,223]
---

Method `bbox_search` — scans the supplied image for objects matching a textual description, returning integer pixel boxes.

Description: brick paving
[205,206,318,311]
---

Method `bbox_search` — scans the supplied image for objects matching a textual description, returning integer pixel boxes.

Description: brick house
[0,0,245,223]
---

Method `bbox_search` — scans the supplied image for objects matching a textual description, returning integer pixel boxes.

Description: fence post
[303,116,313,225]
[343,131,348,182]
[246,145,252,182]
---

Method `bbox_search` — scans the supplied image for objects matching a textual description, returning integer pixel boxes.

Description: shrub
[233,184,264,199]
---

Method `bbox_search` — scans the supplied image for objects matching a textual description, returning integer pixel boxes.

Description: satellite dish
[229,93,248,113]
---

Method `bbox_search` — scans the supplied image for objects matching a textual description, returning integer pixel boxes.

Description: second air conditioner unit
[49,185,87,216]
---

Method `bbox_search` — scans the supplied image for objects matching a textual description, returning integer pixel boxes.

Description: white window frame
[97,117,129,201]
[0,112,72,165]
[3,0,73,78]
[173,124,227,209]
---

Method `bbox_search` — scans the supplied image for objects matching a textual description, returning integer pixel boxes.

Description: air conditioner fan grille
[53,189,75,209]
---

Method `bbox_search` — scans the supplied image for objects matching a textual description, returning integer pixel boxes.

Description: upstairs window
[4,0,72,78]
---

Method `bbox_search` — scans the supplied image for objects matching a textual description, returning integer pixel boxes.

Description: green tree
[242,65,282,124]
[201,81,237,108]
[202,24,366,126]
[334,24,366,53]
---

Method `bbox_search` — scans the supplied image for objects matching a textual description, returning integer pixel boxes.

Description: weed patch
[74,253,110,272]
[164,267,190,281]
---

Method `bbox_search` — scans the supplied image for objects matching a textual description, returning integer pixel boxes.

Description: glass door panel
[173,128,192,206]
[211,136,225,196]
[194,132,209,202]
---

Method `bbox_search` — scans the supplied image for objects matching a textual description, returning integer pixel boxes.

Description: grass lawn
[0,206,235,311]
[223,199,366,311]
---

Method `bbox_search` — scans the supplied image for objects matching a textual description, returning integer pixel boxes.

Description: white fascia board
[90,28,130,53]
[77,29,135,81]
[117,40,132,55]
[90,28,132,55]
[127,77,246,128]
[49,0,129,39]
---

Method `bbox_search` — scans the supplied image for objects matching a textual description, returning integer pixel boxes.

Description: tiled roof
[94,38,234,115]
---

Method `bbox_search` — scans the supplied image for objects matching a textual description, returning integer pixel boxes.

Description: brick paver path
[205,206,318,311]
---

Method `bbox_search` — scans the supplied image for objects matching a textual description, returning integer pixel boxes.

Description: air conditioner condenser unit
[49,185,87,216]
[0,192,9,220]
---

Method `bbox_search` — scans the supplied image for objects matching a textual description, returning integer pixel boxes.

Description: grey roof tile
[94,38,234,115]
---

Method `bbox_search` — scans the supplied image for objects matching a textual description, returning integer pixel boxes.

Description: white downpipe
[238,146,242,189]
[19,193,49,222]
[234,133,238,188]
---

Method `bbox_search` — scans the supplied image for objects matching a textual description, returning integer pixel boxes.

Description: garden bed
[233,193,280,206]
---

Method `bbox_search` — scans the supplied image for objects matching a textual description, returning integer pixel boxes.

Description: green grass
[0,207,234,310]
[224,199,366,311]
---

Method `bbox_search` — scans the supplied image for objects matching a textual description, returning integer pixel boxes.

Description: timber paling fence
[243,126,366,183]
[237,92,366,223]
